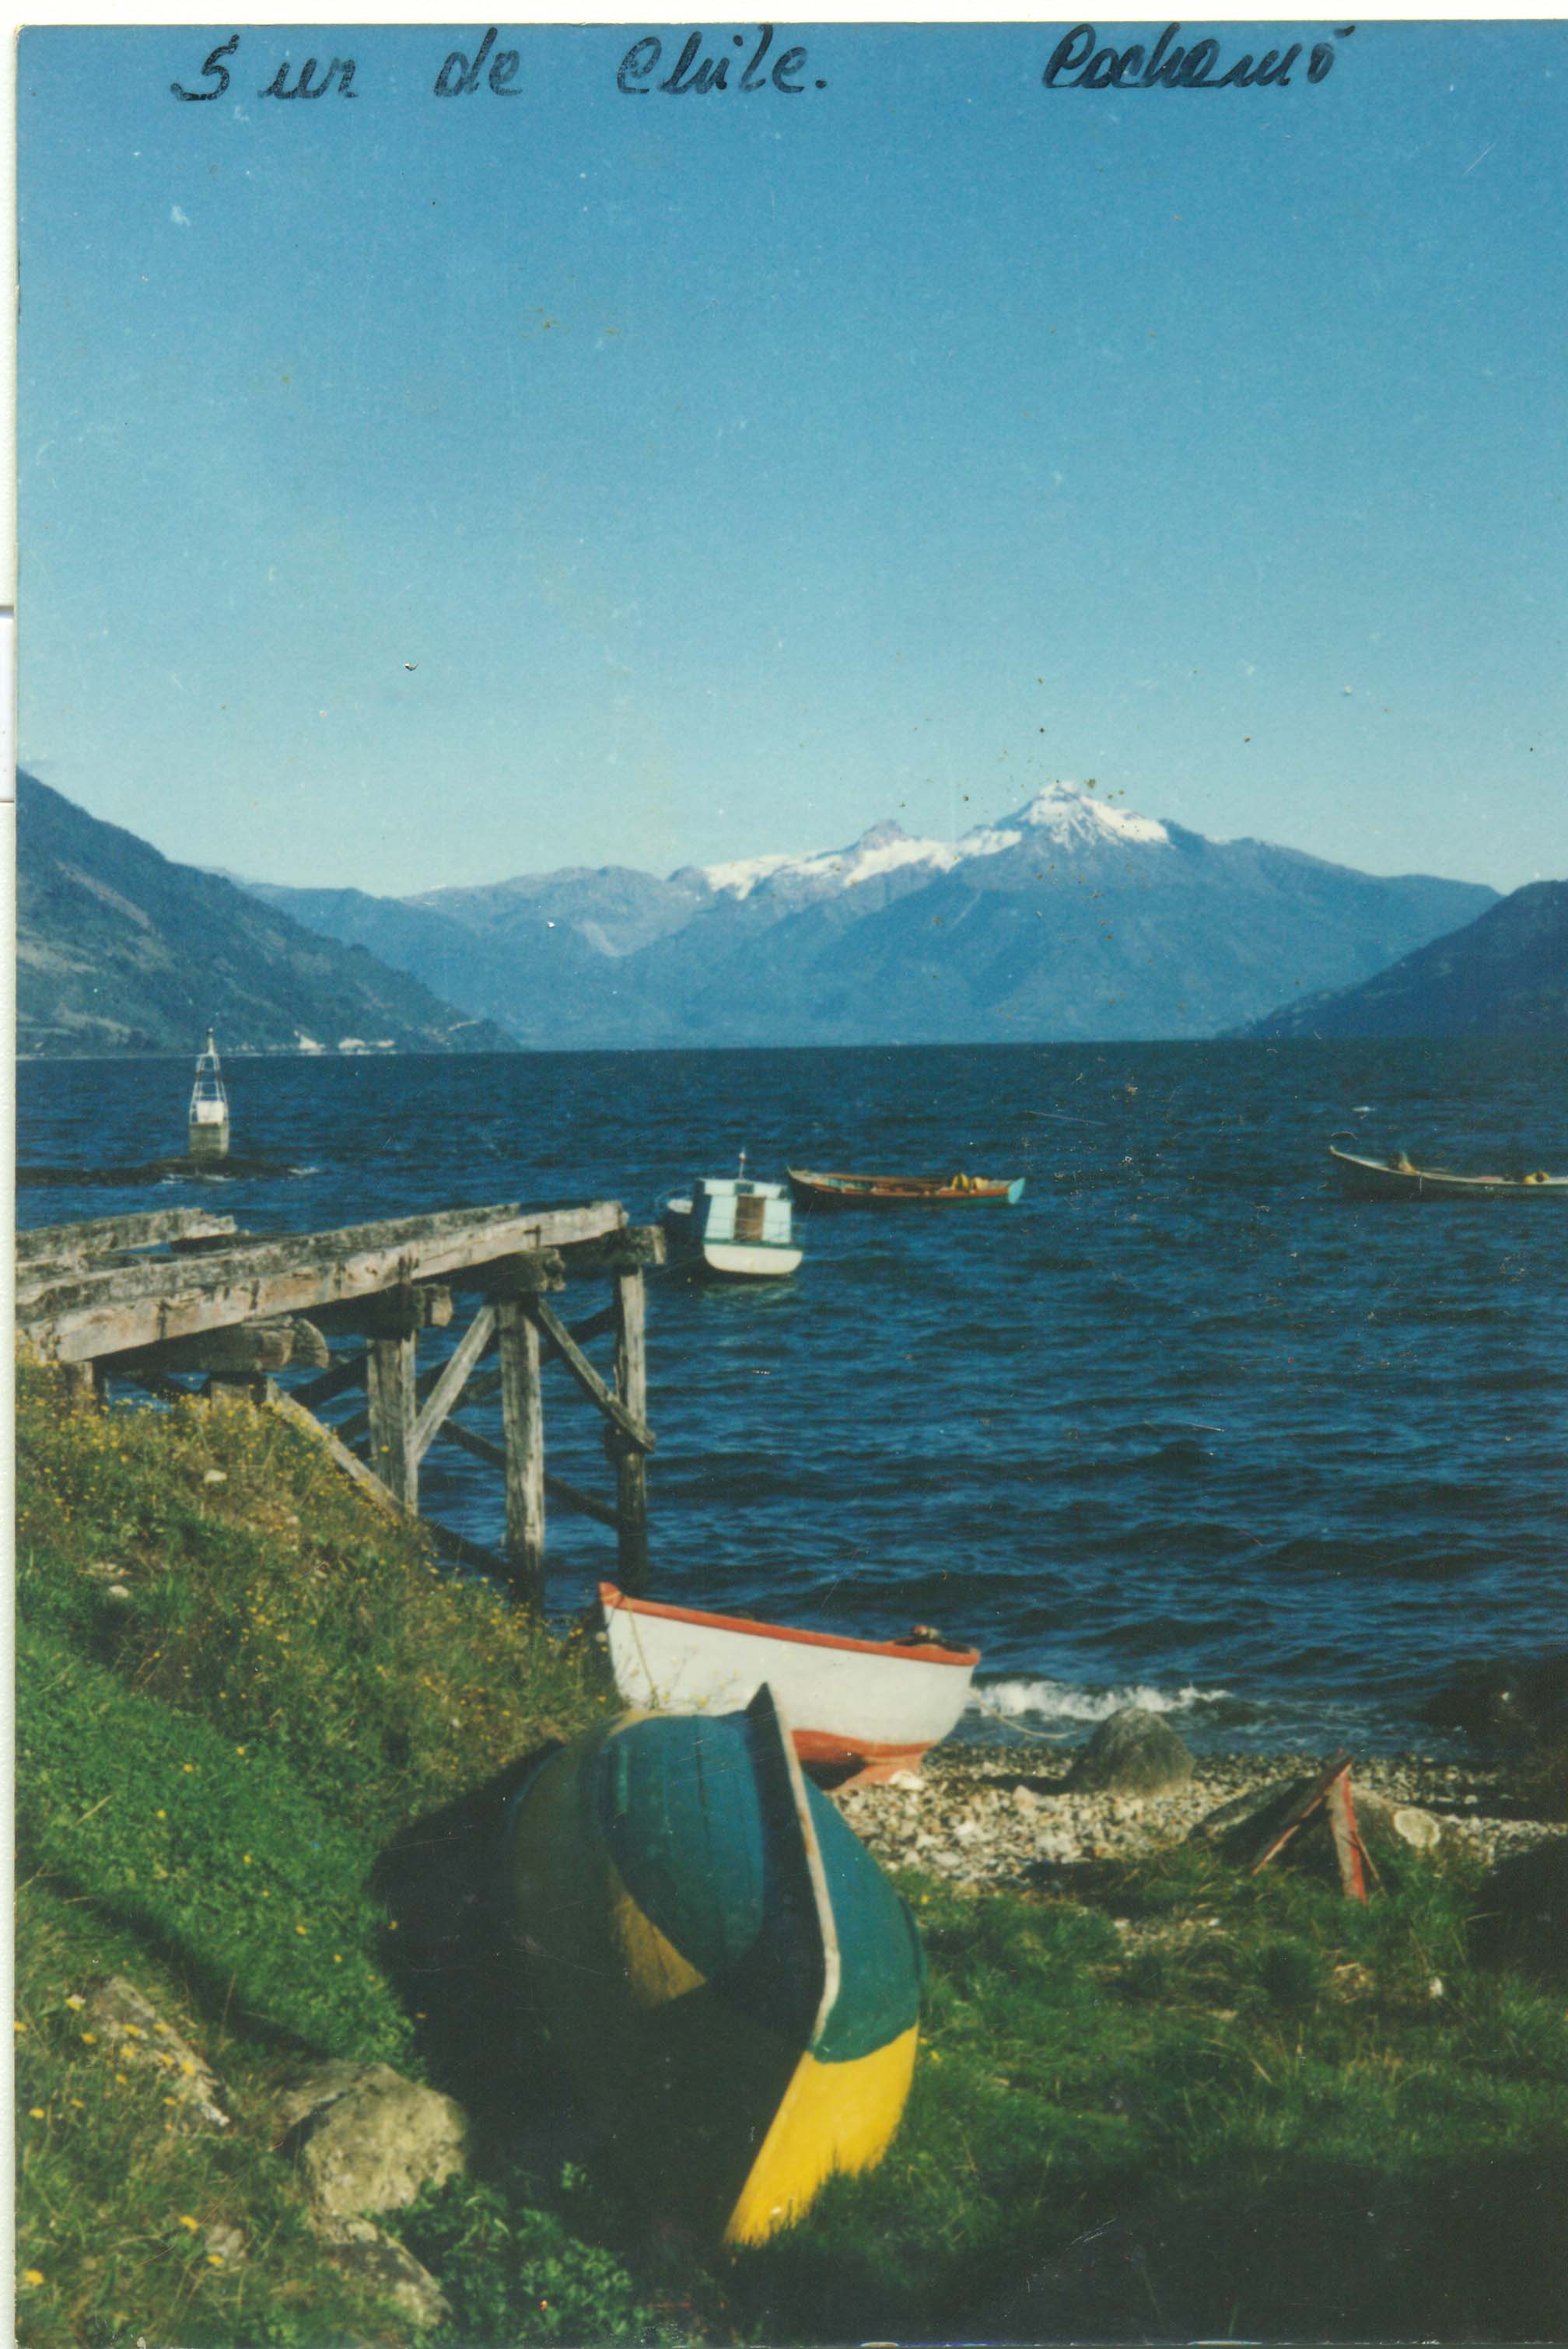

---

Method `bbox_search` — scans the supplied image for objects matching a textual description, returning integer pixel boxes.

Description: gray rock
[84,1976,230,2130]
[319,2218,452,2330]
[1065,1707,1195,1796]
[278,2062,469,2221]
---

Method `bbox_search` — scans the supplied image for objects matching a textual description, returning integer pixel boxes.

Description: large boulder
[1065,1707,1195,1796]
[318,2218,452,2330]
[277,2062,469,2222]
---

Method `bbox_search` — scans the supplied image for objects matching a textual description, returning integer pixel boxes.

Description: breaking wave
[972,1677,1236,1725]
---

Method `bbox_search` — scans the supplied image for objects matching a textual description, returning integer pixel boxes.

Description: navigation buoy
[187,1030,230,1160]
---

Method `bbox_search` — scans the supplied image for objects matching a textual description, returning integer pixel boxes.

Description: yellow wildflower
[22,2270,44,2288]
[177,2214,200,2232]
[28,2107,44,2120]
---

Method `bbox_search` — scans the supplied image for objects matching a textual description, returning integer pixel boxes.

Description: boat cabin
[690,1174,793,1250]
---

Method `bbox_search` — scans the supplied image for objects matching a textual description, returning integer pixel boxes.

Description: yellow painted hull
[723,2023,920,2246]
[503,1693,923,2244]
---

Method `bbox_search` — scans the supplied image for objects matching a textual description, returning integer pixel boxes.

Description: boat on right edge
[788,1166,1024,1209]
[1328,1144,1568,1200]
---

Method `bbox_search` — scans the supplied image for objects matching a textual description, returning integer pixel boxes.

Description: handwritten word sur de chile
[170,26,824,103]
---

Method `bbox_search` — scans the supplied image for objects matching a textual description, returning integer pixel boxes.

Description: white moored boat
[664,1153,803,1279]
[600,1581,980,1785]
[187,1031,230,1160]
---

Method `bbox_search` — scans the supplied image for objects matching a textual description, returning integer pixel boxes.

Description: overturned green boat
[502,1686,924,2246]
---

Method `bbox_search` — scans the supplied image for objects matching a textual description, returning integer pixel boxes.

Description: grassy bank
[16,1358,1568,2344]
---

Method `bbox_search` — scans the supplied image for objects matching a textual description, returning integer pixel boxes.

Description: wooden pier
[16,1198,665,1607]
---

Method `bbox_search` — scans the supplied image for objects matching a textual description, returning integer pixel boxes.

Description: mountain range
[16,772,517,1057]
[25,772,1556,1057]
[1239,879,1568,1038]
[248,782,1498,1048]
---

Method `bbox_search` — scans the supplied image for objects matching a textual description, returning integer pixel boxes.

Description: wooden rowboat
[502,1687,924,2246]
[601,1581,980,1785]
[787,1165,1025,1208]
[1328,1145,1568,1201]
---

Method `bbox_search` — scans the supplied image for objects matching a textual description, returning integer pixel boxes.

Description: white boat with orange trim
[600,1581,979,1785]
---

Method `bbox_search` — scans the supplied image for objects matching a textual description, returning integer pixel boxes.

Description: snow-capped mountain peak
[693,782,1171,904]
[695,817,961,901]
[963,779,1171,856]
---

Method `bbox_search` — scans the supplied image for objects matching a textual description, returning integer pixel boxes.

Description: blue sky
[18,19,1567,894]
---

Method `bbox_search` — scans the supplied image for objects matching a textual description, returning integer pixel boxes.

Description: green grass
[16,1356,1568,2345]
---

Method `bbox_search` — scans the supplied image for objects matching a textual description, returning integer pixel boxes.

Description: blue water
[18,1040,1567,1756]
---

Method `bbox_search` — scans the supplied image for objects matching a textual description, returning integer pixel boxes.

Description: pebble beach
[832,1744,1560,1894]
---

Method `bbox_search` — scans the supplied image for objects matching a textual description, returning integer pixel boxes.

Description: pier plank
[19,1199,625,1363]
[17,1208,239,1269]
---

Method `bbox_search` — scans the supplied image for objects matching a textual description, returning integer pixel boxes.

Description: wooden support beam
[611,1265,651,1593]
[562,1225,667,1276]
[472,1249,566,1298]
[116,1367,199,1406]
[112,1318,301,1379]
[313,1284,453,1338]
[434,1416,506,1473]
[497,1297,546,1610]
[366,1331,419,1511]
[413,1304,496,1463]
[204,1373,279,1406]
[291,1352,367,1411]
[20,1196,627,1363]
[525,1297,655,1455]
[432,1294,615,1416]
[267,1388,404,1517]
[436,1418,621,1535]
[418,1513,513,1582]
[60,1360,106,1411]
[17,1208,238,1268]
